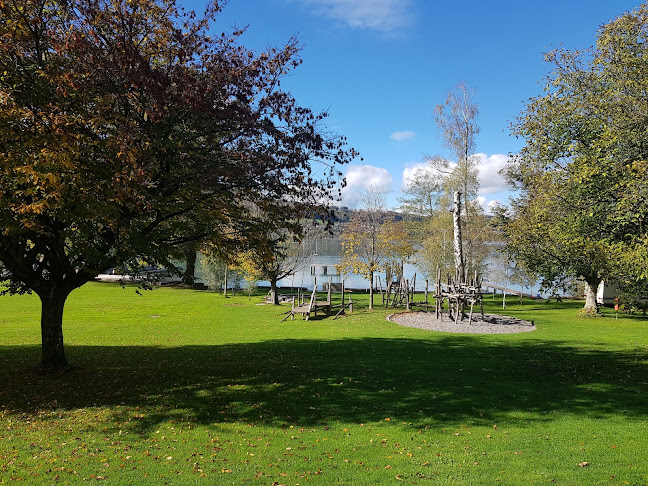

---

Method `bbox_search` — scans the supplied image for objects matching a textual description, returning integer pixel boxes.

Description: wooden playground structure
[279,268,488,325]
[379,268,485,325]
[434,269,484,325]
[379,274,433,310]
[281,277,353,321]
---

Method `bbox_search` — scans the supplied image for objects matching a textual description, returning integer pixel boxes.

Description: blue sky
[190,0,642,211]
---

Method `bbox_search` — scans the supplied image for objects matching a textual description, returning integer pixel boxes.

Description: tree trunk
[39,288,71,368]
[270,277,280,305]
[583,279,600,314]
[183,250,197,285]
[452,191,465,282]
[369,271,374,310]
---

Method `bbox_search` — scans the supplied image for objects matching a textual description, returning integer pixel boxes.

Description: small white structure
[597,280,620,305]
[308,265,341,290]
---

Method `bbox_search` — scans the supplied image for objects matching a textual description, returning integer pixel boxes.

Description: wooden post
[435,267,441,319]
[327,277,332,313]
[311,277,317,319]
[405,279,411,310]
[223,263,228,298]
[411,273,416,304]
[334,279,350,319]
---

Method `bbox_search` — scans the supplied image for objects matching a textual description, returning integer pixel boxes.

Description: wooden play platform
[281,277,353,321]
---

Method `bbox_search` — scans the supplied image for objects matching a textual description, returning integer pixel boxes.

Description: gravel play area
[387,311,536,334]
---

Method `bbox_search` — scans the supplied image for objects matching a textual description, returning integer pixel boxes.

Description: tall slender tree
[452,191,465,280]
[405,82,484,281]
[433,82,480,201]
[337,188,387,311]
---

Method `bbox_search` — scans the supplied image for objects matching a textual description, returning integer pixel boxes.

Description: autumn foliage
[337,190,413,310]
[0,0,356,366]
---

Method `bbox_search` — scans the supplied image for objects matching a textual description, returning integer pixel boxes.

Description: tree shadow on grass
[0,337,646,432]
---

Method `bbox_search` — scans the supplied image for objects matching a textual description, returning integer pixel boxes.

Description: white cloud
[390,130,416,141]
[401,160,454,190]
[476,196,487,210]
[475,196,501,215]
[340,164,392,208]
[475,153,510,195]
[401,163,425,189]
[292,0,414,33]
[487,199,502,212]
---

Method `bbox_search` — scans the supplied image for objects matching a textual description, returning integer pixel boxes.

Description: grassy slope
[0,283,647,485]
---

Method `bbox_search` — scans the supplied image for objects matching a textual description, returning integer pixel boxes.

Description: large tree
[0,0,355,367]
[504,4,648,313]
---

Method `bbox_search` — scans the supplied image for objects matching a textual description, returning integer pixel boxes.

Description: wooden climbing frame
[434,268,484,325]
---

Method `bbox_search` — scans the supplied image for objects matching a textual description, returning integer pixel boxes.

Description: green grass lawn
[1,283,647,485]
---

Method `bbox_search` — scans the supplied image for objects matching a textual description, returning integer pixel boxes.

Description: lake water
[253,238,539,296]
